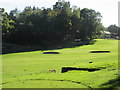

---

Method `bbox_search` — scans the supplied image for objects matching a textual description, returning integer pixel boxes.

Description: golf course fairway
[2,39,119,88]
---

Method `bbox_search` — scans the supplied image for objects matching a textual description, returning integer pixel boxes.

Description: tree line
[0,0,119,48]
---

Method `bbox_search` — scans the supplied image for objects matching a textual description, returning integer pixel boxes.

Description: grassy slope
[2,39,118,88]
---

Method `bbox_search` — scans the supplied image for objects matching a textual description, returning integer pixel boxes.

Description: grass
[1,39,118,88]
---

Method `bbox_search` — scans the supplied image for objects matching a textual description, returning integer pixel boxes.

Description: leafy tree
[80,8,102,41]
[2,0,105,48]
[53,1,72,42]
[95,23,106,38]
[107,24,118,34]
[107,24,118,39]
[71,7,81,39]
[0,8,14,41]
[9,8,20,21]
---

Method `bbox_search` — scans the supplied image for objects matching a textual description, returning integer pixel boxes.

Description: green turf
[2,39,118,88]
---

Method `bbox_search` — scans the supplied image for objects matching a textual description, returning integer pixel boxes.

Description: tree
[0,8,15,41]
[3,1,105,48]
[9,8,20,21]
[71,7,81,39]
[80,8,102,41]
[53,1,72,42]
[107,24,118,39]
[107,24,118,34]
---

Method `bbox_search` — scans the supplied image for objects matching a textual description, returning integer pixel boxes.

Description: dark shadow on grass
[99,76,120,88]
[2,40,96,54]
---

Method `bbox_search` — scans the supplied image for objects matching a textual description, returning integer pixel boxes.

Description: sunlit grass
[2,39,118,88]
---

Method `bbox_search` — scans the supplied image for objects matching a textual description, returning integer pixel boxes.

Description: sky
[0,0,119,27]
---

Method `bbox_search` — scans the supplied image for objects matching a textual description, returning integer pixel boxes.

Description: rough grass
[2,39,118,88]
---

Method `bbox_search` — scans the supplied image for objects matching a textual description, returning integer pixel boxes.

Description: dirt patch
[43,52,59,54]
[61,67,101,73]
[90,51,110,53]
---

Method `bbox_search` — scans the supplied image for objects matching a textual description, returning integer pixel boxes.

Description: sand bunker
[43,52,59,54]
[90,51,110,53]
[61,67,101,73]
